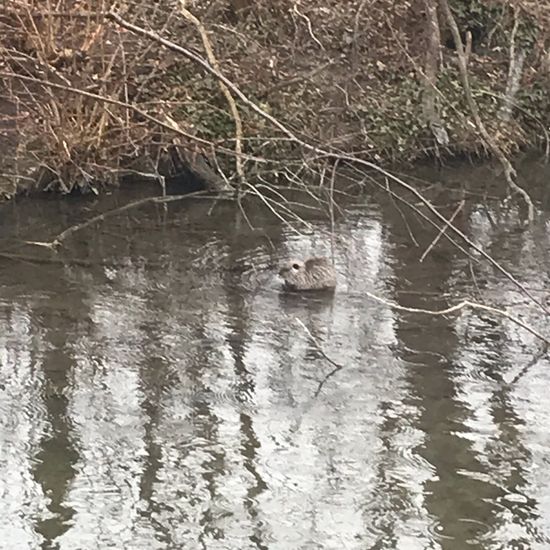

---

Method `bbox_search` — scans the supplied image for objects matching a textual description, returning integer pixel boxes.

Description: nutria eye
[292,263,300,270]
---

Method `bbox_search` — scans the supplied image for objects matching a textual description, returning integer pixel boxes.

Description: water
[0,161,549,549]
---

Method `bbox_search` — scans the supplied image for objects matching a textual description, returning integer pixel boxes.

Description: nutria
[278,257,337,291]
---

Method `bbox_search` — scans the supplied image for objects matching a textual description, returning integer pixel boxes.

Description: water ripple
[427,517,498,545]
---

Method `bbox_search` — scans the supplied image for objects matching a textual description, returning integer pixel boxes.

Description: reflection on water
[1,163,550,549]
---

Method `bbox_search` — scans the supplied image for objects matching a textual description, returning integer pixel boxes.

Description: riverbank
[1,0,549,201]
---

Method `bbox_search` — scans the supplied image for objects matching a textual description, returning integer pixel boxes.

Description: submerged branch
[419,200,464,262]
[3,8,545,319]
[296,288,548,400]
[364,291,549,346]
[295,318,344,398]
[25,190,221,248]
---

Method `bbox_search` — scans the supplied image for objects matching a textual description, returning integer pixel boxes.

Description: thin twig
[420,200,464,262]
[295,318,344,397]
[505,343,549,387]
[352,168,547,314]
[27,190,218,248]
[364,291,549,345]
[102,12,548,313]
[262,59,337,98]
[292,4,325,50]
[0,71,212,147]
[295,318,342,369]
[5,9,545,317]
[329,160,338,266]
[385,176,420,247]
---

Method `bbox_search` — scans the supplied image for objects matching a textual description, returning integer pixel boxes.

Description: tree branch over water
[419,200,464,262]
[105,9,549,315]
[363,291,549,346]
[296,292,548,400]
[21,190,222,249]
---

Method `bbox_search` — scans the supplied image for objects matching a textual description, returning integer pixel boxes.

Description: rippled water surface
[1,161,550,549]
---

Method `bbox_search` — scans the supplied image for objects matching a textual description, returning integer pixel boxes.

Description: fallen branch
[364,291,549,346]
[478,89,550,157]
[5,10,545,317]
[505,343,548,387]
[351,168,547,314]
[296,289,547,399]
[25,190,223,248]
[385,176,420,247]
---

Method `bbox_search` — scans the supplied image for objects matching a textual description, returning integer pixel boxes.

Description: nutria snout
[278,256,337,291]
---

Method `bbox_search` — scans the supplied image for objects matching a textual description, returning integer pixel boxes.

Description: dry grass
[0,0,225,196]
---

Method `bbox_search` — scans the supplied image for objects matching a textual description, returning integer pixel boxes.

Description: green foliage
[515,78,550,130]
[515,16,539,50]
[449,0,540,51]
[449,0,503,46]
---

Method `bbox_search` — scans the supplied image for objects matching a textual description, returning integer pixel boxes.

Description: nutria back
[278,256,337,291]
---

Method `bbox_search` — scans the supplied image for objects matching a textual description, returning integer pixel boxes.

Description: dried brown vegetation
[1,0,549,201]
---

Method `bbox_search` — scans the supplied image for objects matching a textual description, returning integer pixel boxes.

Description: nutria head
[278,256,337,291]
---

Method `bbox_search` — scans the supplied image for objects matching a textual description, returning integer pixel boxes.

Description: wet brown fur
[278,256,337,291]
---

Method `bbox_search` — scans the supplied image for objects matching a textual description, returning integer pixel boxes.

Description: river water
[0,161,549,550]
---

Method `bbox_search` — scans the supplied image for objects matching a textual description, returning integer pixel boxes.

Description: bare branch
[420,200,464,262]
[104,9,548,315]
[25,190,221,248]
[438,0,535,221]
[363,291,549,346]
[179,2,245,188]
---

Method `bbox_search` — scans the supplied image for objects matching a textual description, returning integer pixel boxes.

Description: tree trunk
[422,0,448,146]
[499,10,526,122]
